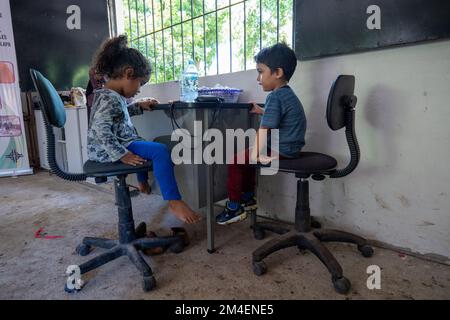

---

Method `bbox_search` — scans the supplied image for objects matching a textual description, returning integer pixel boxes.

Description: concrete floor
[0,171,449,300]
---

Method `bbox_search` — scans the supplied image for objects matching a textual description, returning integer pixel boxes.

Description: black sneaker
[241,197,257,212]
[216,203,247,225]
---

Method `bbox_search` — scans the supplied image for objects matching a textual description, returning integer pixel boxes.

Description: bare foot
[168,200,202,224]
[138,181,151,194]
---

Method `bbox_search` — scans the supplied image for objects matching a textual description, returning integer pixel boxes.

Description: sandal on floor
[142,231,166,256]
[171,227,189,247]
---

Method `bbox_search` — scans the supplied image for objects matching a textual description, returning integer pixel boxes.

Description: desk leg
[204,110,215,253]
[206,163,215,253]
[248,112,258,227]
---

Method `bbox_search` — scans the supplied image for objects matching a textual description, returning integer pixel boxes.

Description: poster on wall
[0,0,32,177]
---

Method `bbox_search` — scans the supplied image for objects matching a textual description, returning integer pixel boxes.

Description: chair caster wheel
[143,276,156,292]
[64,283,81,293]
[171,227,189,246]
[253,228,265,240]
[135,222,147,238]
[358,245,374,258]
[169,240,184,254]
[76,244,91,256]
[253,261,267,276]
[311,217,322,229]
[333,276,351,294]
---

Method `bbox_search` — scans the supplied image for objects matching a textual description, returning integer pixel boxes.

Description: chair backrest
[327,75,356,131]
[326,75,360,178]
[29,69,66,128]
[30,69,86,181]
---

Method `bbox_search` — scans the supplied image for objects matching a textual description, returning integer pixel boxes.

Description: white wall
[137,39,450,260]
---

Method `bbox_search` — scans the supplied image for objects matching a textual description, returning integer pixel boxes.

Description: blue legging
[127,141,181,201]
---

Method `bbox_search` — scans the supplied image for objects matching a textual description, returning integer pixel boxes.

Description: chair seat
[278,152,337,174]
[83,160,152,177]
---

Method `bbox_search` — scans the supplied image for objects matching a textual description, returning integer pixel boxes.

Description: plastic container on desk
[198,87,243,103]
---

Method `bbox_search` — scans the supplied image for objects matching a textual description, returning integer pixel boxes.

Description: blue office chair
[30,69,185,292]
[251,75,373,294]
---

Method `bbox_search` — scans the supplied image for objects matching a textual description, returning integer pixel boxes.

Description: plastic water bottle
[180,60,198,103]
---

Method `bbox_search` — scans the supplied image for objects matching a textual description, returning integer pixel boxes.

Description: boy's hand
[250,147,277,165]
[258,155,277,165]
[138,97,159,111]
[121,152,145,166]
[249,102,264,115]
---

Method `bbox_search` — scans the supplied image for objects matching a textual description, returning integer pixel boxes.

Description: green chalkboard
[10,0,110,91]
[294,0,450,60]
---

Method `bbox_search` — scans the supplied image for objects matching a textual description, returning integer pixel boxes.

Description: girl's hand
[249,102,264,115]
[121,152,145,166]
[138,97,159,111]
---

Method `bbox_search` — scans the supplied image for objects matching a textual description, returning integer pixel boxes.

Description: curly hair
[92,35,151,83]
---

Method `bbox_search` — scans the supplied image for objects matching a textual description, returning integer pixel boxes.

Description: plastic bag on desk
[70,87,86,107]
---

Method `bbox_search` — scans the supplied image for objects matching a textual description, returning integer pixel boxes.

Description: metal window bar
[133,0,251,40]
[277,0,279,43]
[291,0,295,47]
[203,0,206,75]
[259,0,262,50]
[125,0,288,83]
[143,0,149,59]
[191,0,194,61]
[151,0,157,82]
[160,0,166,82]
[180,0,184,72]
[108,0,117,37]
[229,0,232,73]
[243,0,246,70]
[170,0,175,80]
[127,0,132,40]
[215,0,218,75]
[135,0,139,48]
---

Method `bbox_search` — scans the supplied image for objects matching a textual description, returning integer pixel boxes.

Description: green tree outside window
[122,0,293,84]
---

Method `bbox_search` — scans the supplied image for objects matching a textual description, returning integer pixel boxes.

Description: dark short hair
[254,43,298,81]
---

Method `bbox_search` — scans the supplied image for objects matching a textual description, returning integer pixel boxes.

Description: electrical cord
[209,97,223,129]
[170,100,183,131]
[169,98,223,134]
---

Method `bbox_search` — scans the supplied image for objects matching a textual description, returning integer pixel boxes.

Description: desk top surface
[152,102,258,111]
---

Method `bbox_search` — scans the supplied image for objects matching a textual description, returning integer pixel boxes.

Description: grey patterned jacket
[87,88,144,162]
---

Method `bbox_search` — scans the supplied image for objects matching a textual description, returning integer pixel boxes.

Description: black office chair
[30,69,185,292]
[251,75,373,294]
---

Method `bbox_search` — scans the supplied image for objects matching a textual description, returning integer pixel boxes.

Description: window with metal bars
[121,0,293,84]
